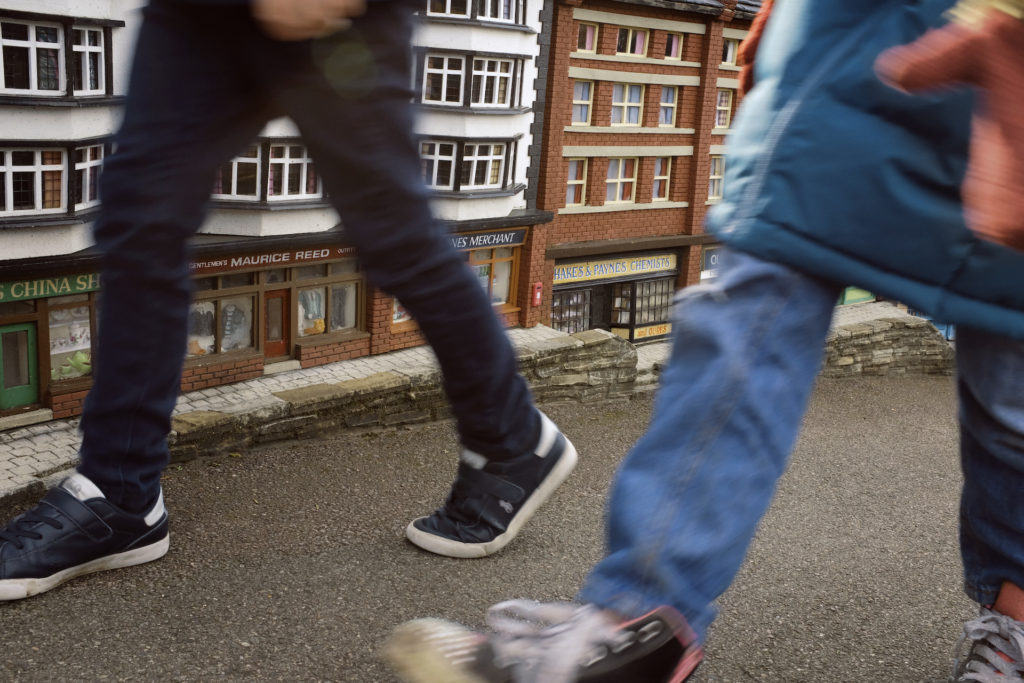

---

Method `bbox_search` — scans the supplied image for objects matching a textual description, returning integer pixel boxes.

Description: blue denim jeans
[579,248,1024,641]
[77,0,538,511]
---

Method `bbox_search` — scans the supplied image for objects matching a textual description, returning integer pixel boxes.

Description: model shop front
[550,252,678,343]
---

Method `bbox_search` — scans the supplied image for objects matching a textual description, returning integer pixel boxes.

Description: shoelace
[485,600,624,683]
[954,608,1024,682]
[0,511,63,549]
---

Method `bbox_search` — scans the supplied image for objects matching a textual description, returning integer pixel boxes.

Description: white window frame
[709,155,725,202]
[476,0,521,23]
[460,143,506,190]
[0,20,64,95]
[571,80,593,125]
[715,88,734,129]
[722,38,740,66]
[577,22,598,53]
[0,148,66,215]
[213,145,261,200]
[659,86,678,127]
[665,32,683,60]
[74,144,103,209]
[610,83,644,126]
[653,157,671,202]
[420,140,456,190]
[71,26,104,95]
[267,144,321,201]
[616,27,648,57]
[426,0,471,18]
[423,54,465,106]
[471,58,513,107]
[605,157,637,204]
[565,158,587,206]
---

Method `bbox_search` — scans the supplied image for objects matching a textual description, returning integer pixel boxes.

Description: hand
[252,0,368,41]
[876,10,1024,252]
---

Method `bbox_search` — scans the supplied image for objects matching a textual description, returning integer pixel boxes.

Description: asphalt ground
[0,375,974,682]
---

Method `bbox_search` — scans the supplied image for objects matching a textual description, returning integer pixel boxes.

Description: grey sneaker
[384,600,702,683]
[954,607,1024,682]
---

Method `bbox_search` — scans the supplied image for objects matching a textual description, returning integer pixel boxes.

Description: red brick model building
[521,0,758,342]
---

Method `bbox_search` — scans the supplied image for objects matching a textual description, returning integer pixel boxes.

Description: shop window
[298,287,326,337]
[659,86,677,127]
[610,83,643,126]
[71,27,104,95]
[612,283,632,325]
[220,297,253,352]
[0,300,34,316]
[296,264,328,280]
[715,89,734,129]
[551,289,591,334]
[329,283,358,331]
[468,247,515,305]
[471,58,513,107]
[265,268,288,284]
[616,28,648,57]
[194,276,217,292]
[634,278,674,324]
[0,149,65,215]
[268,144,321,200]
[571,81,592,125]
[393,300,412,325]
[74,145,103,209]
[48,294,92,381]
[577,23,598,53]
[221,272,254,288]
[0,21,62,94]
[665,33,683,60]
[213,145,260,200]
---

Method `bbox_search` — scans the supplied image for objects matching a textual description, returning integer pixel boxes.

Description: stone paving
[0,302,926,506]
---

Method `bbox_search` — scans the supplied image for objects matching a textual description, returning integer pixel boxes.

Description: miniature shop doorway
[0,323,38,411]
[264,289,290,359]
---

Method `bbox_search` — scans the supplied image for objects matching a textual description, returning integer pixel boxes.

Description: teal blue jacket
[708,0,1024,338]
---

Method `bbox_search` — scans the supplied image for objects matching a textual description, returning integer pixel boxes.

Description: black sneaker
[954,607,1024,681]
[405,413,577,558]
[384,600,703,683]
[0,473,169,600]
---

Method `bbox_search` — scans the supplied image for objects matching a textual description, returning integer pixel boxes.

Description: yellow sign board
[634,323,672,340]
[553,253,677,285]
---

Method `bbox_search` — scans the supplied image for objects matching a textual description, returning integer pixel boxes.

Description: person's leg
[384,249,844,682]
[0,1,272,601]
[952,328,1024,680]
[266,0,574,557]
[579,248,842,641]
[78,1,273,513]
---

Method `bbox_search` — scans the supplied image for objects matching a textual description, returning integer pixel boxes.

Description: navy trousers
[78,0,539,511]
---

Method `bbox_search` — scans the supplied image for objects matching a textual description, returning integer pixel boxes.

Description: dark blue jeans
[78,0,538,511]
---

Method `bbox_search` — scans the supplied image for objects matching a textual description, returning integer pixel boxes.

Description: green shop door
[0,323,38,411]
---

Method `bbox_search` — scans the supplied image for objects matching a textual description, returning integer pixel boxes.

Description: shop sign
[449,229,527,250]
[553,253,677,285]
[635,323,672,340]
[0,273,100,303]
[190,245,356,276]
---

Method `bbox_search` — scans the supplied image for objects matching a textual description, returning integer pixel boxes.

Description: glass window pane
[330,283,357,331]
[220,297,253,351]
[298,288,326,337]
[2,330,30,389]
[187,301,216,357]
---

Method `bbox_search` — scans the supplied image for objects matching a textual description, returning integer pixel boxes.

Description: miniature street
[0,374,972,682]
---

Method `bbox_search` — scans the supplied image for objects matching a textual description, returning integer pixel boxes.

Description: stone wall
[822,317,954,378]
[169,329,637,462]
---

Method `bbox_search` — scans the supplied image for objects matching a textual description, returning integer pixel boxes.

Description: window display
[49,298,92,380]
[298,287,326,337]
[330,283,357,332]
[186,301,215,357]
[551,289,591,334]
[220,297,253,351]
